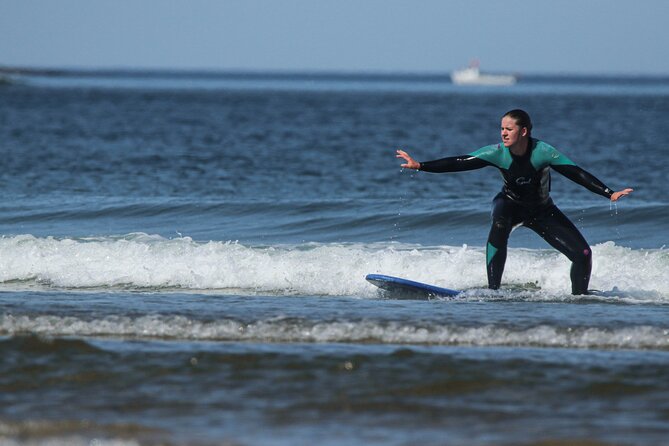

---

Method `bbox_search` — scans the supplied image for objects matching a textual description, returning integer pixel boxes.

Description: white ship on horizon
[451,60,516,86]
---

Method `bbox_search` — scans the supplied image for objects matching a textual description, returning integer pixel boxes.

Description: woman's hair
[502,109,532,135]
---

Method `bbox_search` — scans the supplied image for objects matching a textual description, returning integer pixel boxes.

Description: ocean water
[1,71,669,446]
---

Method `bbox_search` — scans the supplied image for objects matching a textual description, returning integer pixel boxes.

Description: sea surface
[1,71,669,446]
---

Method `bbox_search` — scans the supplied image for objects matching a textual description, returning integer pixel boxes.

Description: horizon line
[2,64,669,80]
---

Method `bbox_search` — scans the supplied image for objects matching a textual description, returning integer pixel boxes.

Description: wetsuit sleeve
[552,164,614,199]
[418,155,490,173]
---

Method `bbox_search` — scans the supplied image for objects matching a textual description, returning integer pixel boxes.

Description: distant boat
[451,60,516,86]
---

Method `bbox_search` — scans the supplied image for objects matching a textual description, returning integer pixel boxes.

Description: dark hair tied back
[503,109,532,135]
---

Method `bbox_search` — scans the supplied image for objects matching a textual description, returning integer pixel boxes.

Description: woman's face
[501,116,527,148]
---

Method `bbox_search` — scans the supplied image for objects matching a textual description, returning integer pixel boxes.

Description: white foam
[2,314,669,350]
[0,234,667,300]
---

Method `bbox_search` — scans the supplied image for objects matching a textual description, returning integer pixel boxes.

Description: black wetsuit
[418,138,614,295]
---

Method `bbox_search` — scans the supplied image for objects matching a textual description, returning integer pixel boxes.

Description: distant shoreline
[2,65,669,84]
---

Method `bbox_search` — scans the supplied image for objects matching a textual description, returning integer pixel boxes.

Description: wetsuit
[418,138,614,295]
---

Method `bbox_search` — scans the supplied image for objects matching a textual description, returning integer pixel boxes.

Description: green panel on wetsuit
[469,144,513,169]
[530,141,576,169]
[486,242,498,265]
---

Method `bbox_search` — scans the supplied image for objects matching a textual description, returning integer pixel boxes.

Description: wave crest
[2,314,669,350]
[0,234,666,299]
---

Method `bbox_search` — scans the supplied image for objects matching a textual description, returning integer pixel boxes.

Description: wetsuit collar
[508,137,534,158]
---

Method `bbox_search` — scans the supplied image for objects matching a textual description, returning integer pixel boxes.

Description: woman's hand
[396,150,420,170]
[611,188,633,201]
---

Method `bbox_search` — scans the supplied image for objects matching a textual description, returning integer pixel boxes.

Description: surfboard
[365,274,460,298]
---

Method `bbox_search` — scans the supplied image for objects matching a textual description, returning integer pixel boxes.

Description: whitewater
[0,234,666,300]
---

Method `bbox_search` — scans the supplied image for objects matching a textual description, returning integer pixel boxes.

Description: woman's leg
[486,194,522,290]
[526,205,592,295]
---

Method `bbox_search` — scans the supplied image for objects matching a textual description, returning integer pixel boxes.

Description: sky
[1,0,668,76]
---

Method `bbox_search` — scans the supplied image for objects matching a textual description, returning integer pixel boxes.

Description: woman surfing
[396,109,633,295]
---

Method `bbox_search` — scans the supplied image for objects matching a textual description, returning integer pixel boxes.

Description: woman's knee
[488,218,512,245]
[573,246,592,266]
[491,217,513,234]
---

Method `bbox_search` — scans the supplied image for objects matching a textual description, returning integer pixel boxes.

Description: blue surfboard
[365,274,460,298]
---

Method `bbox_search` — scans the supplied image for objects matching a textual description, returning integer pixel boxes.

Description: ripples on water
[1,72,669,445]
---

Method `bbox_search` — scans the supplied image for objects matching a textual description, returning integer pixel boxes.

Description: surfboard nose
[366,274,460,298]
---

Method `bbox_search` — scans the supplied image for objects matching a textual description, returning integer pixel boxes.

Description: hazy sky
[1,0,668,75]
